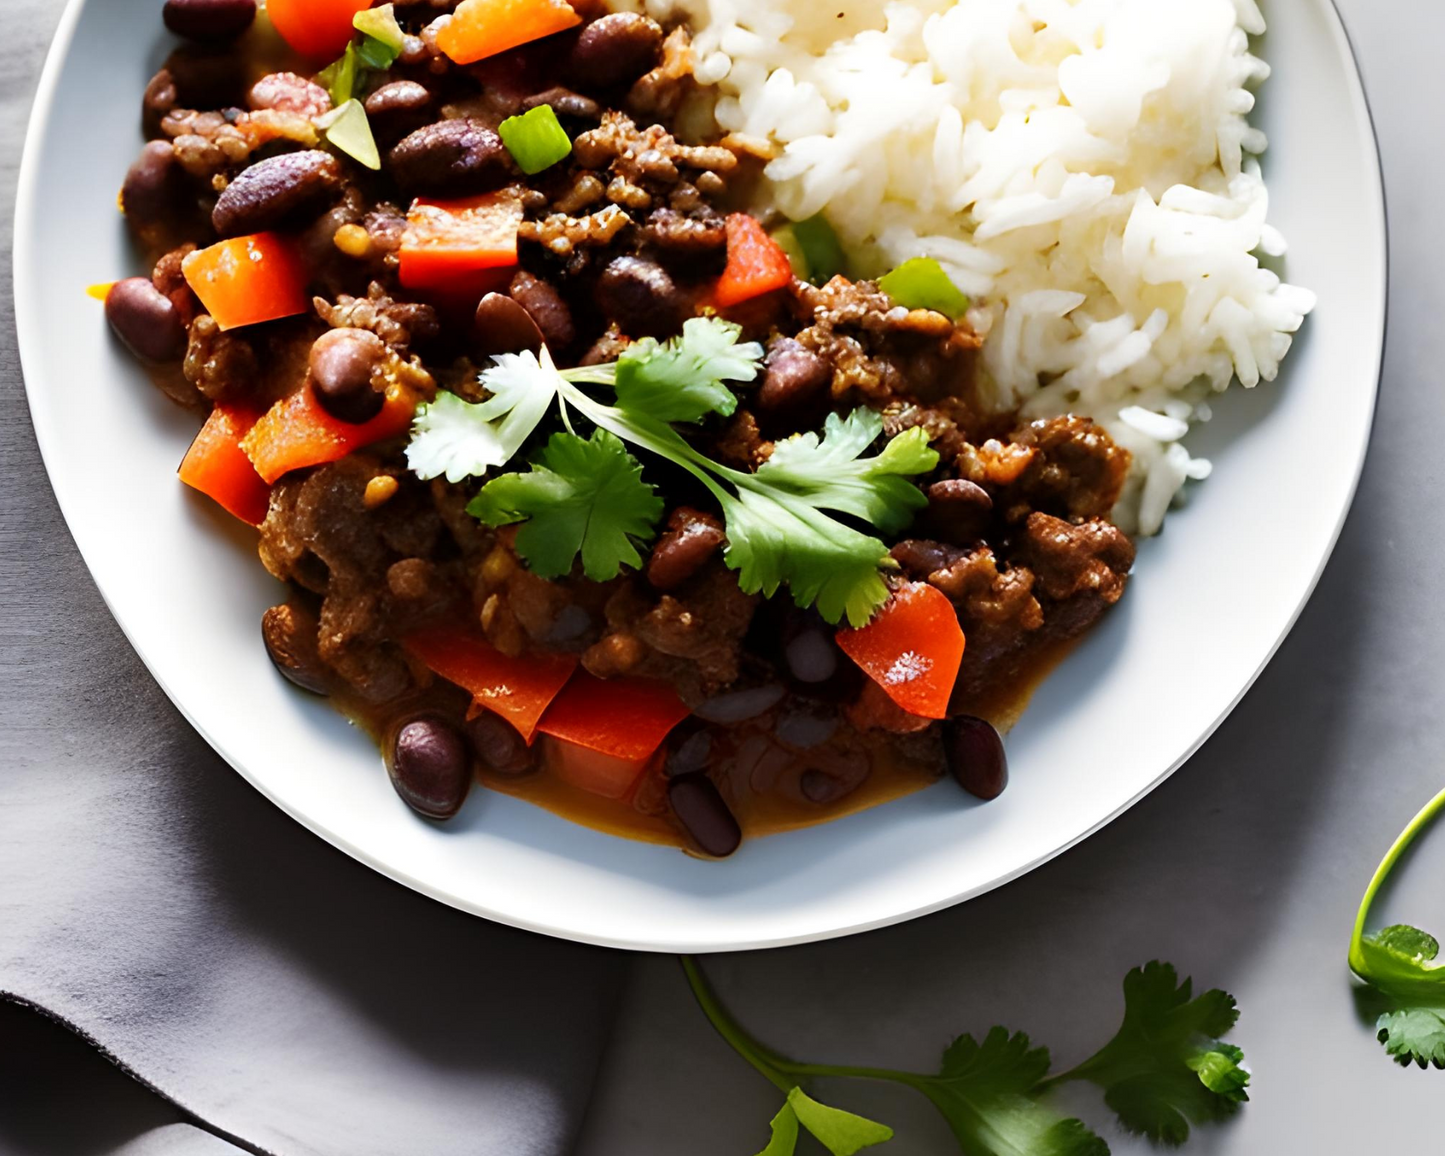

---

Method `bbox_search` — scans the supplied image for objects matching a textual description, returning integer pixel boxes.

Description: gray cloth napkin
[0,6,625,1154]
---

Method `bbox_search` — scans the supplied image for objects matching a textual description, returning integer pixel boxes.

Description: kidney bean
[568,13,664,91]
[508,271,575,350]
[920,479,993,545]
[390,716,472,820]
[754,338,832,436]
[646,506,725,590]
[465,712,536,777]
[668,773,741,858]
[212,150,341,238]
[889,538,965,580]
[944,715,1007,801]
[310,328,386,424]
[105,278,188,364]
[121,141,185,231]
[163,0,256,42]
[261,604,329,695]
[473,293,543,359]
[248,72,331,118]
[164,45,248,109]
[387,119,513,196]
[364,81,432,145]
[595,256,684,338]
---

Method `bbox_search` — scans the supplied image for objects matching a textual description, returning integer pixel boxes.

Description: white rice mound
[644,0,1317,534]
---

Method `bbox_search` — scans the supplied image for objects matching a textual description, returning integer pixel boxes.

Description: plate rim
[14,0,1388,952]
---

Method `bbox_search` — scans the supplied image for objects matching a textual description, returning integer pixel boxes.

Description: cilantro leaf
[756,410,937,534]
[609,316,764,424]
[719,486,895,627]
[786,1088,893,1155]
[754,1103,800,1156]
[406,350,559,482]
[1055,962,1248,1144]
[468,429,662,581]
[911,1028,1107,1156]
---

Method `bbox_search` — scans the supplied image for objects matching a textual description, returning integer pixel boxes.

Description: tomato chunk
[399,191,523,299]
[241,384,416,484]
[546,739,657,801]
[436,0,583,66]
[537,674,691,762]
[267,0,373,59]
[715,213,795,307]
[178,404,271,525]
[836,583,965,720]
[182,233,309,331]
[403,626,578,741]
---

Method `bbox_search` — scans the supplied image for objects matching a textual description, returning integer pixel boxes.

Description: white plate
[16,0,1384,952]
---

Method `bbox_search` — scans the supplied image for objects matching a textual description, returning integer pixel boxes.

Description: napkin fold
[1,10,625,1149]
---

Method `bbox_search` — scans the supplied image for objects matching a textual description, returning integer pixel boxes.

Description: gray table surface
[2,0,1438,1152]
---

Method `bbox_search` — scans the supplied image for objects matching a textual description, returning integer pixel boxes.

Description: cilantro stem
[680,957,930,1092]
[1349,785,1445,977]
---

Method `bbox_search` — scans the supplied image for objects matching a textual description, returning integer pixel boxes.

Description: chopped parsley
[682,955,1249,1156]
[404,318,938,625]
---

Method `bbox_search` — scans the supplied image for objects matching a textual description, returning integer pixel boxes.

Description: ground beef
[1002,415,1132,522]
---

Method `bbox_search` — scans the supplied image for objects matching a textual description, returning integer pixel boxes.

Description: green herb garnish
[879,257,969,319]
[1349,786,1445,1067]
[498,105,573,175]
[405,318,938,625]
[683,956,1248,1156]
[468,429,663,582]
[317,100,380,171]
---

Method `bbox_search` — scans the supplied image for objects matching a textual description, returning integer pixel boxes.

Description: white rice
[642,0,1316,533]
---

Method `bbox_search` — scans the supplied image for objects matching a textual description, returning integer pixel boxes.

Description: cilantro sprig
[405,318,938,624]
[682,956,1248,1156]
[1348,786,1445,1067]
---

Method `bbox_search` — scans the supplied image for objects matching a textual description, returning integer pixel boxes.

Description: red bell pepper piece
[715,213,795,307]
[546,740,659,802]
[436,0,583,65]
[240,384,417,485]
[181,233,310,332]
[537,673,691,763]
[403,626,578,741]
[398,191,523,301]
[836,582,965,720]
[178,404,271,525]
[267,0,373,59]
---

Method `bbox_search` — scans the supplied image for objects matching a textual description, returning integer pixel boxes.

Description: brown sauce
[346,634,1075,853]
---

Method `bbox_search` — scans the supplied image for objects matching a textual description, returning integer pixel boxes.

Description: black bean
[387,119,513,196]
[944,715,1007,801]
[520,87,601,122]
[595,256,684,338]
[163,0,256,42]
[390,716,472,820]
[784,626,839,685]
[668,773,741,858]
[105,278,187,364]
[310,328,385,424]
[164,45,248,109]
[646,507,726,590]
[509,271,575,349]
[121,141,185,230]
[212,150,341,238]
[663,719,714,778]
[754,338,832,436]
[261,604,329,695]
[473,293,543,359]
[465,712,536,777]
[800,768,849,804]
[568,13,664,91]
[920,479,993,545]
[364,81,432,145]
